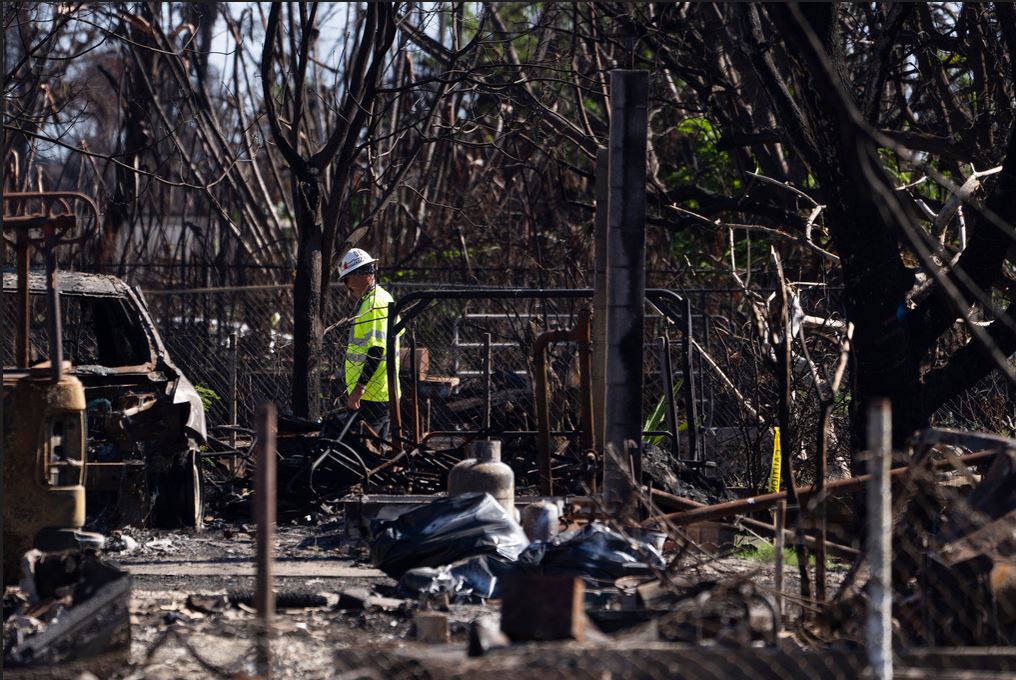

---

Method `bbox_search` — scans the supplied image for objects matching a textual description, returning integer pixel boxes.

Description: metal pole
[576,309,594,451]
[681,298,700,461]
[483,332,492,435]
[386,301,401,447]
[866,399,892,680]
[15,230,29,366]
[815,404,831,603]
[592,146,609,454]
[774,500,786,624]
[602,70,648,520]
[255,402,277,679]
[1,23,6,594]
[410,330,420,446]
[45,240,62,383]
[660,335,680,458]
[534,335,554,496]
[229,332,238,450]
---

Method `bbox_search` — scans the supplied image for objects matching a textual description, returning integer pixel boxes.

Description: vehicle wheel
[152,448,205,531]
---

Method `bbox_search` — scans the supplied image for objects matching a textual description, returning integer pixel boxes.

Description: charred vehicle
[2,271,206,529]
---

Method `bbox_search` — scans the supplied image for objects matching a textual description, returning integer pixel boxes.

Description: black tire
[152,449,205,530]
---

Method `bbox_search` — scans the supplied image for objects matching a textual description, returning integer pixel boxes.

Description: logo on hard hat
[339,248,378,279]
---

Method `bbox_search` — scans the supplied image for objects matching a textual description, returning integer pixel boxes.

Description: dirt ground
[112,520,487,679]
[90,517,848,679]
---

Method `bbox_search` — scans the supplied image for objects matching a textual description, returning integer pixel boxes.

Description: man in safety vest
[338,248,399,439]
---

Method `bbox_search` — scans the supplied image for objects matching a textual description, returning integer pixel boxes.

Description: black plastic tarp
[519,522,666,583]
[369,493,530,578]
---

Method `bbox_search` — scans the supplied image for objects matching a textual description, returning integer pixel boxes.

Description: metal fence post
[866,399,892,680]
[229,331,238,450]
[660,335,680,458]
[774,499,786,624]
[681,298,700,461]
[483,332,492,435]
[255,402,276,679]
[409,330,420,446]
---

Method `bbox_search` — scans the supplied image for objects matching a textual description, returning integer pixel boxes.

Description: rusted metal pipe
[4,192,99,368]
[534,329,569,496]
[645,449,1000,526]
[254,402,277,678]
[649,488,858,560]
[533,309,594,496]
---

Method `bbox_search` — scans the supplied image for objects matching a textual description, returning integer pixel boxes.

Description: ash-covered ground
[98,517,846,679]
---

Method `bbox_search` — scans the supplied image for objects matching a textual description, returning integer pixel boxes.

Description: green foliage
[194,385,221,412]
[643,378,685,445]
[736,539,839,569]
[670,117,731,190]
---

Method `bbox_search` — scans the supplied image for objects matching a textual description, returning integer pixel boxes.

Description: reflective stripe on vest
[344,285,400,402]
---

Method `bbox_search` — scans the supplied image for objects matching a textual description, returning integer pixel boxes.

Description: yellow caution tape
[768,426,782,493]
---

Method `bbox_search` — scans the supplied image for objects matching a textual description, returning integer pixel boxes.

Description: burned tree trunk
[291,177,324,419]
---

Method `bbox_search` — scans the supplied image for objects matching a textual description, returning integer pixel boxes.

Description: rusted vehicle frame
[3,271,207,529]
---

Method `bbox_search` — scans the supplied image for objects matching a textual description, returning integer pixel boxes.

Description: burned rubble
[4,53,1016,678]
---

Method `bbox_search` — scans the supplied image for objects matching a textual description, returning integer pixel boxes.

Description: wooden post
[255,403,277,679]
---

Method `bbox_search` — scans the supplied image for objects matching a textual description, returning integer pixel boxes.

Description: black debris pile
[518,521,666,584]
[370,492,530,578]
[641,443,733,505]
[3,550,131,671]
[380,493,666,604]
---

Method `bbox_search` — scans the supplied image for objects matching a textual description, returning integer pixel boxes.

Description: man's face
[343,272,372,297]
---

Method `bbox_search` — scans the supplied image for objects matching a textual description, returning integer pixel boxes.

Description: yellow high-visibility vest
[344,285,399,402]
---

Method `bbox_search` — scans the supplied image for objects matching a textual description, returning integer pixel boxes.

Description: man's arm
[357,346,385,388]
[347,345,384,409]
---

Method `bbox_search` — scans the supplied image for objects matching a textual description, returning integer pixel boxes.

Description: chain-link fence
[5,273,1013,496]
[132,281,1013,489]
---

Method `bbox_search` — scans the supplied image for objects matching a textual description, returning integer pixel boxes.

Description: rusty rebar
[644,448,1000,527]
[649,488,858,560]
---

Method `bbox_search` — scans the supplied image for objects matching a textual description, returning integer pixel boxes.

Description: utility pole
[600,70,648,520]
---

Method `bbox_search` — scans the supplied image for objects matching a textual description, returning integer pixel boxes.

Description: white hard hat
[338,248,378,280]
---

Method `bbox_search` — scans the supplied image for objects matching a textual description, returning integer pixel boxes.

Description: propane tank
[521,500,561,542]
[448,440,515,515]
